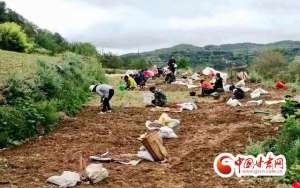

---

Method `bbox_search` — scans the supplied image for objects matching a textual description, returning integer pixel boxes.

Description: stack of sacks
[145,113,181,138]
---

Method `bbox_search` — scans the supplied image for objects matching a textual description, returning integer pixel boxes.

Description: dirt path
[0,92,283,187]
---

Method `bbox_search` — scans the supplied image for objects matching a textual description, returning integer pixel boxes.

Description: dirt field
[0,78,289,188]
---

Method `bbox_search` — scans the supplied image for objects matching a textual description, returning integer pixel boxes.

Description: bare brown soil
[0,84,286,188]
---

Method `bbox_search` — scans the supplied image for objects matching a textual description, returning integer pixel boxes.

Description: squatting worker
[213,73,224,92]
[124,75,137,90]
[149,86,167,107]
[89,83,114,114]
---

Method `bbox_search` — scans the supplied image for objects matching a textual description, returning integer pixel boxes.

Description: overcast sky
[4,0,300,54]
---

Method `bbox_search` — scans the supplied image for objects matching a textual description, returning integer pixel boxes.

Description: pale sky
[4,0,300,54]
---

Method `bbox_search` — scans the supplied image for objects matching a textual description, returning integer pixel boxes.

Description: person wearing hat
[89,84,114,114]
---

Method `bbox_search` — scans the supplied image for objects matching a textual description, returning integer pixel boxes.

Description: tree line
[0,1,98,56]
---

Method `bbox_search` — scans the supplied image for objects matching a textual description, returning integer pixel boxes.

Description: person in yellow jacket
[124,75,137,90]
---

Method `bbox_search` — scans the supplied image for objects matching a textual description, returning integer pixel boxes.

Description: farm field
[0,75,288,187]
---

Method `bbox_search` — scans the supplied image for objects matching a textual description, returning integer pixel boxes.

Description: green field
[0,50,61,86]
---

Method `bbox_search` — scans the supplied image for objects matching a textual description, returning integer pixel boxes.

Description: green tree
[288,56,300,82]
[35,30,68,54]
[69,42,98,56]
[251,50,288,80]
[177,57,191,69]
[0,22,32,52]
[127,58,152,70]
[0,2,7,22]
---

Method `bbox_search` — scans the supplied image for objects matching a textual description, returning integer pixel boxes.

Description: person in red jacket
[200,79,215,96]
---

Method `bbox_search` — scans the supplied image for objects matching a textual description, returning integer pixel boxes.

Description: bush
[35,30,68,55]
[100,53,125,69]
[3,74,43,105]
[245,108,300,183]
[288,57,300,82]
[245,141,264,156]
[0,22,32,52]
[69,42,98,57]
[0,52,105,148]
[281,99,300,119]
[249,71,262,83]
[126,58,152,70]
[177,58,191,69]
[251,50,288,80]
[36,60,63,99]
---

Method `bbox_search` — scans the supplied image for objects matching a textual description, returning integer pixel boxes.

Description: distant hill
[122,40,300,70]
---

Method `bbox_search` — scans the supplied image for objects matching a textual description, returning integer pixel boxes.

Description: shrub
[35,30,68,55]
[127,58,152,70]
[3,74,43,104]
[36,60,63,99]
[245,141,264,156]
[0,106,26,147]
[100,53,125,69]
[245,138,277,156]
[249,71,262,83]
[288,57,300,82]
[251,50,288,80]
[281,99,300,119]
[177,58,192,69]
[0,52,105,148]
[246,114,300,183]
[0,22,32,52]
[69,42,98,57]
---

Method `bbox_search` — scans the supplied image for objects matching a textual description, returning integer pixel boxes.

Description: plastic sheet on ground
[117,159,142,166]
[265,100,286,105]
[250,88,269,99]
[150,106,182,113]
[85,164,109,184]
[247,100,263,106]
[270,114,285,123]
[47,171,81,188]
[177,102,198,111]
[171,79,198,89]
[227,98,242,107]
[241,87,251,92]
[90,153,142,166]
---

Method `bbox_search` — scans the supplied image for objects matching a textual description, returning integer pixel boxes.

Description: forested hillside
[0,1,97,56]
[122,41,300,70]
